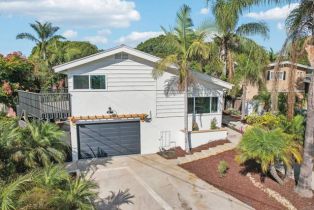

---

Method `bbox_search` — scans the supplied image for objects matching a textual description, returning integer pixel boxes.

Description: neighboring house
[246,61,313,101]
[18,45,232,161]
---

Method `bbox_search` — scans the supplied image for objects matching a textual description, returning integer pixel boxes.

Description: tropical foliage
[237,126,302,185]
[0,165,98,210]
[284,0,314,197]
[16,21,65,61]
[205,0,269,81]
[154,4,211,152]
[0,52,35,108]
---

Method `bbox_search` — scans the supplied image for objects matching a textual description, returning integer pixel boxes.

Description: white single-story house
[51,45,232,161]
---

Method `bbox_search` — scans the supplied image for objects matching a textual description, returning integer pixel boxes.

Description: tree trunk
[271,63,280,113]
[270,164,284,185]
[184,76,190,153]
[295,44,314,198]
[241,82,247,120]
[287,43,297,120]
[227,50,234,81]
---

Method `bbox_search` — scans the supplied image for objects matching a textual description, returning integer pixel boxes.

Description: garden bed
[191,139,230,154]
[157,147,187,159]
[180,150,314,210]
[157,139,231,159]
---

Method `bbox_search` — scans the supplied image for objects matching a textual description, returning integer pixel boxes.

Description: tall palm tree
[205,0,269,81]
[234,39,268,119]
[284,0,314,198]
[154,4,210,152]
[16,21,64,60]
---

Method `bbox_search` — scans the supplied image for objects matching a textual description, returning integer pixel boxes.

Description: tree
[284,0,314,198]
[154,4,210,152]
[16,21,65,60]
[233,38,268,119]
[137,35,177,58]
[237,126,302,185]
[205,0,269,81]
[0,52,35,109]
[31,40,100,67]
[16,21,64,60]
[16,121,68,168]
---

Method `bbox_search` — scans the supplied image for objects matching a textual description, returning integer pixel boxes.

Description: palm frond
[16,33,39,42]
[236,22,269,39]
[153,54,178,79]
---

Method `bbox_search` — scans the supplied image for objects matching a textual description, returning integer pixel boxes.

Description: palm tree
[16,121,68,168]
[0,173,33,210]
[16,21,64,60]
[154,4,210,152]
[51,176,98,210]
[284,0,314,198]
[205,0,269,81]
[237,126,302,185]
[234,39,268,119]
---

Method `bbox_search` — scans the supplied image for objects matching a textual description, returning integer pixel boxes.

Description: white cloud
[200,8,209,15]
[84,29,111,45]
[245,3,299,20]
[62,30,78,39]
[116,31,162,46]
[0,0,140,28]
[277,22,284,30]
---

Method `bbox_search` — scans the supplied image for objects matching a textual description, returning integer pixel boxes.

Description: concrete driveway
[67,154,252,210]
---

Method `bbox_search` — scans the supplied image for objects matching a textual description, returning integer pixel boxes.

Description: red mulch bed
[157,147,187,159]
[191,139,230,154]
[180,150,314,210]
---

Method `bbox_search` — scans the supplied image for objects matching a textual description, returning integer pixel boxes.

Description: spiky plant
[16,121,68,168]
[51,176,98,210]
[237,126,302,185]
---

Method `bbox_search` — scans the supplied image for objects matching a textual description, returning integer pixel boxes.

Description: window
[195,97,210,113]
[91,75,106,89]
[73,75,106,90]
[73,75,89,89]
[267,71,286,80]
[115,52,128,60]
[188,97,219,114]
[211,97,218,112]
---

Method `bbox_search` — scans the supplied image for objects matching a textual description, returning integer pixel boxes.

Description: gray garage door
[77,120,140,159]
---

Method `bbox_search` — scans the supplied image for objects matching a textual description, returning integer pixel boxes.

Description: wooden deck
[17,90,71,120]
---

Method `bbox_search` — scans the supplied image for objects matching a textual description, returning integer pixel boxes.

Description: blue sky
[0,0,299,56]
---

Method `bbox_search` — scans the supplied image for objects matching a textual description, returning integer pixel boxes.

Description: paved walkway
[67,152,252,210]
[176,128,242,164]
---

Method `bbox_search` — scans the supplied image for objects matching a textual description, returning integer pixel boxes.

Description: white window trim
[72,74,107,91]
[269,71,285,80]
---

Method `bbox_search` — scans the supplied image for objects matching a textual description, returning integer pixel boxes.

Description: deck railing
[17,90,71,120]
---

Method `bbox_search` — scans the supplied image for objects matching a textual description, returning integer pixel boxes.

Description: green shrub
[217,160,229,177]
[237,126,302,184]
[210,118,218,130]
[228,108,240,116]
[244,112,286,130]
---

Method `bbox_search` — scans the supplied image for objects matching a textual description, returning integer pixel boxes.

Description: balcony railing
[17,90,71,120]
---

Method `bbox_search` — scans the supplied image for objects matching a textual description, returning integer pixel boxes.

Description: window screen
[91,75,106,89]
[73,75,89,89]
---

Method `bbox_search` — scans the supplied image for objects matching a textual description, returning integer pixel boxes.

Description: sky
[0,0,299,56]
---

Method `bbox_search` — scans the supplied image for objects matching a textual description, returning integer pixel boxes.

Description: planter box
[187,128,228,148]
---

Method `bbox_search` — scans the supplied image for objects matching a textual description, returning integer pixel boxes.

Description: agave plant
[237,126,302,185]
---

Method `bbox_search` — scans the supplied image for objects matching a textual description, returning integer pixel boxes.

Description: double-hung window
[188,97,219,114]
[73,75,106,90]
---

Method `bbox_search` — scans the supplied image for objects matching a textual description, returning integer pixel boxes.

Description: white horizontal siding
[156,90,184,118]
